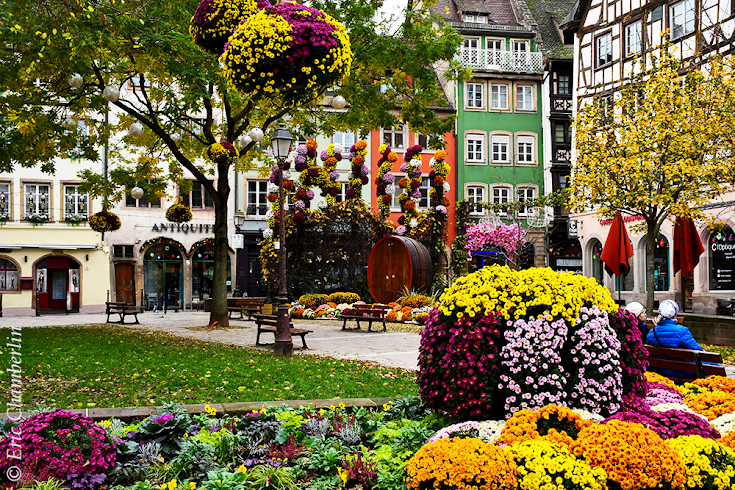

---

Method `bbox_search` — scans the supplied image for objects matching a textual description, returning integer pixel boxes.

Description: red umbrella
[601,213,634,277]
[673,217,704,276]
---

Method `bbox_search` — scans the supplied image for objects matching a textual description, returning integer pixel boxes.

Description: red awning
[673,217,704,277]
[601,213,634,277]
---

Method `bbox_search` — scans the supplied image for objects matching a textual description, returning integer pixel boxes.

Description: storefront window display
[192,243,231,297]
[644,234,670,291]
[0,259,18,291]
[709,226,735,290]
[144,244,183,310]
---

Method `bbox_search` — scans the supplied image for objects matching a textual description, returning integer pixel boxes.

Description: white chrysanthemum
[282,170,292,181]
[569,408,605,422]
[410,157,422,168]
[318,200,328,209]
[286,150,297,164]
[293,178,302,189]
[333,143,344,154]
[477,420,505,445]
[346,171,353,180]
[711,412,735,436]
[385,184,395,195]
[265,210,274,220]
[267,182,278,194]
[409,218,418,228]
[443,182,450,193]
[262,228,273,239]
[429,157,435,168]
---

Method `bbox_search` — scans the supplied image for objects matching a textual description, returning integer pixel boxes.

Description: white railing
[458,47,544,73]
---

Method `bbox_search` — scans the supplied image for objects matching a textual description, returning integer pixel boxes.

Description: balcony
[457,47,543,73]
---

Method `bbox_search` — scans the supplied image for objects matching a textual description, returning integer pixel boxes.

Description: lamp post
[271,123,293,357]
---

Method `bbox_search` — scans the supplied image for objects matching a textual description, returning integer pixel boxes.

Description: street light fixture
[270,123,293,357]
[234,213,246,231]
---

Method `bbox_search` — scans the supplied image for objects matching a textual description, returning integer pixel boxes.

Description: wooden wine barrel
[368,236,433,304]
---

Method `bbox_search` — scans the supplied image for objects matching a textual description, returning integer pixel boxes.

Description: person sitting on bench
[646,299,702,378]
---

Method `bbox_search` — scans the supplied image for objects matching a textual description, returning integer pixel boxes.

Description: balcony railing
[458,47,543,73]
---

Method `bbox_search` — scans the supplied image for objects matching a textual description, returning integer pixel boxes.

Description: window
[596,32,613,67]
[487,39,503,66]
[516,186,536,217]
[492,186,511,216]
[511,40,530,69]
[0,183,9,218]
[128,74,151,90]
[516,135,535,164]
[333,131,355,149]
[512,40,529,53]
[0,259,18,291]
[491,84,508,110]
[335,182,349,203]
[491,134,510,163]
[557,75,571,95]
[464,14,474,22]
[476,15,486,23]
[418,177,431,210]
[181,181,214,209]
[466,134,485,163]
[553,122,571,143]
[126,182,161,208]
[516,85,534,111]
[390,176,405,211]
[463,37,481,65]
[64,185,88,219]
[625,20,642,56]
[246,181,269,216]
[25,184,50,218]
[467,186,486,215]
[382,125,406,149]
[670,0,695,39]
[113,245,135,259]
[466,83,484,108]
[417,133,443,152]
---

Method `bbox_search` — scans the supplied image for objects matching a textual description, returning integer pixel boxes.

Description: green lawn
[701,344,735,365]
[2,326,417,410]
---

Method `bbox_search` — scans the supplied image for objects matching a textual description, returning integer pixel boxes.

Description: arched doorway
[144,243,184,310]
[589,239,604,285]
[34,256,81,312]
[191,242,231,298]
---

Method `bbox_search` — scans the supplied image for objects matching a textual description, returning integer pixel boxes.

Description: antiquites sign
[151,223,214,233]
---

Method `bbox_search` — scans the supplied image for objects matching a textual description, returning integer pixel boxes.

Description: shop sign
[567,220,579,238]
[151,223,214,233]
[711,235,735,290]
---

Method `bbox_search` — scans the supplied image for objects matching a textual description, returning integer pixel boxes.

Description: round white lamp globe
[129,122,145,138]
[249,128,264,142]
[103,86,120,102]
[130,187,145,200]
[239,134,252,146]
[70,73,83,89]
[332,95,347,109]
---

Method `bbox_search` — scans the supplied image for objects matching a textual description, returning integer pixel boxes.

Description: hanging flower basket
[89,210,121,233]
[166,199,193,223]
[206,141,239,165]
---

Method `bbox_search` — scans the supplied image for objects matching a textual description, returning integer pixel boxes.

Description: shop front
[143,241,185,310]
[35,256,81,312]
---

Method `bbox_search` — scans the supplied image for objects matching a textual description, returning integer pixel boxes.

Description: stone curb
[1,397,401,422]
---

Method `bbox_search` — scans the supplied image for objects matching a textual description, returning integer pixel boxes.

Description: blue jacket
[646,319,702,378]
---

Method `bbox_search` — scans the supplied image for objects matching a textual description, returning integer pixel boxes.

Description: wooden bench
[106,302,144,324]
[253,314,312,349]
[341,304,389,332]
[228,298,265,320]
[645,345,727,383]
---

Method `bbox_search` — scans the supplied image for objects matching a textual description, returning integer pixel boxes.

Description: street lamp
[271,123,293,357]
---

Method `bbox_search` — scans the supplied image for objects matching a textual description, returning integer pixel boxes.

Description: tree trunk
[645,227,657,316]
[210,164,231,328]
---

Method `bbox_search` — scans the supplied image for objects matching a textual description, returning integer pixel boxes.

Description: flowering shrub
[509,439,607,490]
[166,199,193,223]
[89,210,121,233]
[405,437,517,490]
[0,409,116,487]
[665,436,735,490]
[608,307,648,397]
[465,221,527,259]
[190,0,266,54]
[346,140,369,199]
[499,316,568,414]
[327,292,360,304]
[566,306,623,416]
[437,265,617,323]
[298,294,329,308]
[570,420,686,490]
[685,392,735,420]
[221,3,352,102]
[400,295,431,308]
[207,141,239,164]
[374,144,398,217]
[498,405,593,448]
[417,309,504,419]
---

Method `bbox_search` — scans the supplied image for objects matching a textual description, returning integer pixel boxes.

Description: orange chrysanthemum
[570,420,686,490]
[441,197,450,206]
[434,150,447,160]
[381,194,392,204]
[295,188,307,199]
[283,180,294,191]
[387,152,398,163]
[433,176,445,186]
[355,140,368,151]
[398,177,409,189]
[404,200,416,211]
[406,438,517,490]
[498,404,592,449]
[267,192,278,202]
[689,375,735,394]
[721,432,735,451]
[306,140,318,150]
[685,392,735,420]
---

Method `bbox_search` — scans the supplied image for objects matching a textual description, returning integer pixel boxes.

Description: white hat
[658,299,680,320]
[625,302,645,317]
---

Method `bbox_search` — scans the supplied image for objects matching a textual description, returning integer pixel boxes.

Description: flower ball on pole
[220,3,352,102]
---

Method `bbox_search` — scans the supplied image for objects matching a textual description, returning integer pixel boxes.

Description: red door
[48,269,68,310]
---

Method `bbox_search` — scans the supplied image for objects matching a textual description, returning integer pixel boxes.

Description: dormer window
[465,14,474,22]
[476,15,486,23]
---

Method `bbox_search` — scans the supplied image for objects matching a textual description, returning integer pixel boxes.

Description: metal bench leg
[255,324,262,346]
[300,335,308,349]
[382,320,386,332]
[342,318,348,330]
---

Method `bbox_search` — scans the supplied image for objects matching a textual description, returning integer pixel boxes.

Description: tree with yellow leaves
[571,46,735,312]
